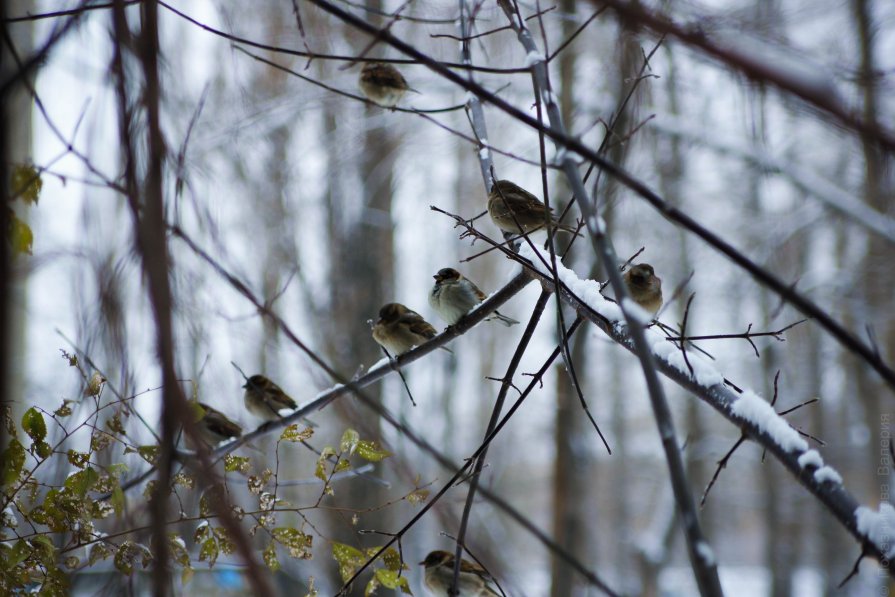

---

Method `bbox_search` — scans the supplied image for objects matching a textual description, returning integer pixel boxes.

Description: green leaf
[263,540,280,572]
[110,484,125,518]
[381,548,404,572]
[334,459,351,473]
[198,538,218,568]
[2,404,15,436]
[212,527,235,555]
[1,438,25,486]
[356,440,391,462]
[136,445,159,465]
[64,467,99,498]
[172,472,194,489]
[181,565,194,586]
[4,539,31,569]
[199,485,225,517]
[340,428,360,455]
[11,164,42,204]
[105,412,126,436]
[281,424,314,442]
[30,535,56,566]
[21,407,46,442]
[314,455,329,482]
[54,401,73,417]
[224,455,250,474]
[67,450,90,469]
[114,541,137,575]
[34,441,52,460]
[168,534,189,566]
[273,527,313,559]
[88,542,112,566]
[193,522,211,544]
[406,488,429,506]
[90,431,111,452]
[332,542,366,582]
[375,568,412,593]
[8,213,33,256]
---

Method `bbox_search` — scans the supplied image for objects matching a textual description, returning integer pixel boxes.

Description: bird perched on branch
[84,372,107,397]
[193,402,242,446]
[242,374,298,422]
[359,61,416,107]
[420,550,500,597]
[487,179,579,235]
[622,263,663,316]
[429,267,519,327]
[372,303,441,355]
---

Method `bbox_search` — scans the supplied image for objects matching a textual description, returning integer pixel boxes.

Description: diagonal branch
[452,290,550,593]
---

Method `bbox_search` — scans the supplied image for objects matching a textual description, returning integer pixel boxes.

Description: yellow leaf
[11,164,42,204]
[8,213,33,255]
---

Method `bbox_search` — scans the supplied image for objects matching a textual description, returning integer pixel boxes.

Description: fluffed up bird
[420,550,500,597]
[359,62,416,107]
[487,179,579,235]
[84,372,107,397]
[372,303,441,355]
[622,263,663,316]
[193,402,242,446]
[429,268,519,327]
[242,374,298,422]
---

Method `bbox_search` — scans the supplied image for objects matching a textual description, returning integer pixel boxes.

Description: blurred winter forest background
[2,0,894,595]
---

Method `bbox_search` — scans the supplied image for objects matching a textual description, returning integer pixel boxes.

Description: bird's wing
[269,389,297,410]
[402,313,437,339]
[468,280,488,302]
[204,412,242,438]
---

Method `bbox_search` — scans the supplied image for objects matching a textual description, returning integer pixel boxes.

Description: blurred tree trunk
[2,0,32,415]
[852,0,893,534]
[551,363,592,597]
[745,72,794,595]
[852,4,894,592]
[550,1,585,594]
[603,19,645,592]
[319,3,397,594]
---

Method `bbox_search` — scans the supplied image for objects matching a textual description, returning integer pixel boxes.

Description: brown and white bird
[359,62,415,107]
[242,374,298,422]
[420,550,500,597]
[429,268,519,327]
[372,303,439,355]
[622,263,663,316]
[487,179,578,235]
[193,402,243,446]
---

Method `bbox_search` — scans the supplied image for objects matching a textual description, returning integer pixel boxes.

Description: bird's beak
[418,560,426,566]
[433,275,440,281]
[241,382,248,389]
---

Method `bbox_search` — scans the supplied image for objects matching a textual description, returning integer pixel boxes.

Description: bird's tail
[489,311,520,327]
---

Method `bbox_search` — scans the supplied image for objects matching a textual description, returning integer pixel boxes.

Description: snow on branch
[514,240,891,570]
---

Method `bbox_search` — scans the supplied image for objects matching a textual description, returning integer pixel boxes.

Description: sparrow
[622,263,663,316]
[372,303,440,355]
[429,268,519,327]
[242,374,298,422]
[359,62,416,107]
[487,179,579,235]
[420,550,500,597]
[84,372,107,397]
[193,402,242,446]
